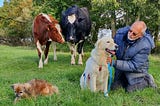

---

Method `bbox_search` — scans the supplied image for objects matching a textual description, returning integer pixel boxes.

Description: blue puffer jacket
[113,26,155,85]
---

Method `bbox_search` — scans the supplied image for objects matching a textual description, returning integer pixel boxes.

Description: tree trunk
[152,25,159,53]
[111,10,116,37]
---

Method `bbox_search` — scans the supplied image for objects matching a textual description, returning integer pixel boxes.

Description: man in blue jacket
[108,21,157,92]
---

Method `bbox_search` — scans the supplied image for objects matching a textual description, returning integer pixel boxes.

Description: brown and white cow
[32,13,65,68]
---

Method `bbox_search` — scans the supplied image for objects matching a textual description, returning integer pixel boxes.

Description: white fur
[68,42,84,65]
[80,37,117,96]
[68,43,76,65]
[55,24,64,41]
[68,14,76,24]
[36,40,43,68]
[52,42,57,61]
[44,56,48,64]
[41,13,51,22]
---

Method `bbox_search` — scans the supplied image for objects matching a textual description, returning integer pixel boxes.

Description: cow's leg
[68,43,76,65]
[36,40,43,68]
[52,41,57,61]
[44,41,51,64]
[77,41,84,65]
[78,54,83,65]
[81,48,84,57]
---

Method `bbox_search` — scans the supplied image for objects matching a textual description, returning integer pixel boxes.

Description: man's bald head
[131,21,147,34]
[128,21,147,40]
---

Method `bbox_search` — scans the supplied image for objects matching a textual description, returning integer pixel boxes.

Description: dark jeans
[112,70,156,92]
[111,71,128,90]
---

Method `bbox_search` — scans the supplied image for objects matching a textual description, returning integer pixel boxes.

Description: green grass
[0,45,160,106]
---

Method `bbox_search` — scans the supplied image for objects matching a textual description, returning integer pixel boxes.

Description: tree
[0,0,159,53]
[0,0,33,37]
[91,0,119,41]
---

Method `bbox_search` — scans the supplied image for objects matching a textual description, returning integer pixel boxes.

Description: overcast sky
[0,0,4,7]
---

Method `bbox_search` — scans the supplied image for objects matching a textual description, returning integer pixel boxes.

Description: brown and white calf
[32,13,65,68]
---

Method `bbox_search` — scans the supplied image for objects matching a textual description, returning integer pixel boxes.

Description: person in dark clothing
[107,21,157,92]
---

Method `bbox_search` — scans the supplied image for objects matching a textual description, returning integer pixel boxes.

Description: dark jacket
[114,26,155,85]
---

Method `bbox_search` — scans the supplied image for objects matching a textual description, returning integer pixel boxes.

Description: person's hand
[107,56,112,64]
[107,56,116,66]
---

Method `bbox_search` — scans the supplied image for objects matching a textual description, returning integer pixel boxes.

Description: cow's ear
[78,18,84,22]
[40,15,50,24]
[41,15,46,21]
[62,11,66,16]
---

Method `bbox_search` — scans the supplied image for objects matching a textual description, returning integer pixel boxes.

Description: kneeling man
[107,21,157,92]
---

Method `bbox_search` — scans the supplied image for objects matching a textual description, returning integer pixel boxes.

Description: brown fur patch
[11,79,58,103]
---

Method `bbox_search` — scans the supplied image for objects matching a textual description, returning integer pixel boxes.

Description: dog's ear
[95,39,102,49]
[23,83,31,91]
[11,84,15,90]
[11,84,18,90]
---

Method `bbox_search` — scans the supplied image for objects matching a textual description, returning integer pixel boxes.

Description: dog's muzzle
[105,49,116,55]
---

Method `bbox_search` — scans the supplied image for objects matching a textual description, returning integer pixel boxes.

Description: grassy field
[0,45,160,106]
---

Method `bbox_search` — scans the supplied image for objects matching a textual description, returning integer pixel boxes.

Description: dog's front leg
[104,75,109,97]
[14,97,20,104]
[90,74,96,92]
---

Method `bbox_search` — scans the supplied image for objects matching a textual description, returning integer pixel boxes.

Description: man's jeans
[125,72,157,92]
[112,71,156,92]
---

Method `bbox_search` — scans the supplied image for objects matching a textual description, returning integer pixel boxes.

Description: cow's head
[47,15,65,44]
[65,14,80,43]
[38,14,64,44]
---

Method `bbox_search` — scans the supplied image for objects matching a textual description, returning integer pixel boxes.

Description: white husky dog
[80,30,117,96]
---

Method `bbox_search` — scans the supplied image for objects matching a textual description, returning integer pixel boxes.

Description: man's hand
[107,56,116,66]
[107,56,112,64]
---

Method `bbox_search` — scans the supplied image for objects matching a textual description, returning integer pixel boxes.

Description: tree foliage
[0,0,159,52]
[0,0,33,37]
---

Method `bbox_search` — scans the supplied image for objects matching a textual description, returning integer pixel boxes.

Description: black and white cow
[60,5,91,65]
